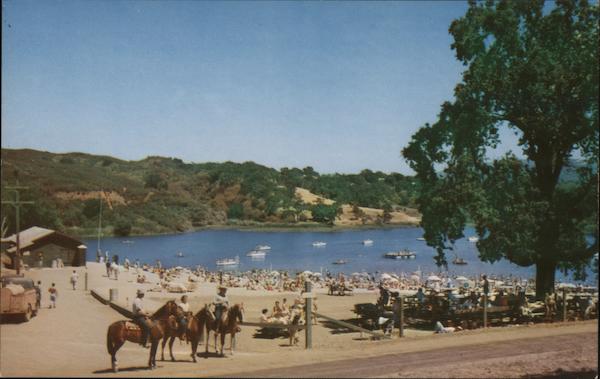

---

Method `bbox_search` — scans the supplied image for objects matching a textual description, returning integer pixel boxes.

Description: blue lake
[85,227,595,284]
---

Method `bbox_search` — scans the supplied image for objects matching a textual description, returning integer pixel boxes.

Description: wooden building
[1,227,86,268]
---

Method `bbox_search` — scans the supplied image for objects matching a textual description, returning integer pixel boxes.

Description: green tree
[403,0,598,299]
[311,203,340,225]
[227,203,244,220]
[113,218,132,237]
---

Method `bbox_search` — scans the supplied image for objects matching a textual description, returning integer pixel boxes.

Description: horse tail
[107,323,114,356]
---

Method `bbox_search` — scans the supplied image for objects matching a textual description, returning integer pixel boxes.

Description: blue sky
[2,1,509,175]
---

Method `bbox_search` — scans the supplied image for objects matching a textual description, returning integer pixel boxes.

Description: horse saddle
[125,321,142,332]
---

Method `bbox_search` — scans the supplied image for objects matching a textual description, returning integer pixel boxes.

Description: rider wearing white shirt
[178,295,190,340]
[213,286,229,326]
[133,290,151,347]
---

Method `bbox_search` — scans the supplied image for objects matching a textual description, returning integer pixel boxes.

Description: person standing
[34,280,42,309]
[482,275,490,297]
[70,270,79,290]
[48,283,58,308]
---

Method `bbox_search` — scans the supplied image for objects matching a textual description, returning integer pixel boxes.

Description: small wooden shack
[1,227,86,268]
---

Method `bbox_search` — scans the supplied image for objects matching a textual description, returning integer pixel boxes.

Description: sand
[0,263,596,377]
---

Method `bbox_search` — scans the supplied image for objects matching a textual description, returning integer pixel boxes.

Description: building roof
[2,226,82,253]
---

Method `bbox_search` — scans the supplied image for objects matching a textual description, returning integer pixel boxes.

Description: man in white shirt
[178,295,190,340]
[132,289,151,347]
[213,286,229,328]
[70,270,79,290]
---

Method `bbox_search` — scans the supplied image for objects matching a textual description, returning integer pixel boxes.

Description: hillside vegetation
[0,149,421,237]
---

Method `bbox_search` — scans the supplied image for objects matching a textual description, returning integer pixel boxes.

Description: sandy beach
[0,263,597,377]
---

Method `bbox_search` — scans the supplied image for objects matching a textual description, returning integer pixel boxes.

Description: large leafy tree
[403,0,598,299]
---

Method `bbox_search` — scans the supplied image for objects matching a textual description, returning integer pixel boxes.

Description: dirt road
[229,331,597,378]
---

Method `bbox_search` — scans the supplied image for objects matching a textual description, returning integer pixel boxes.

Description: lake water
[85,227,595,284]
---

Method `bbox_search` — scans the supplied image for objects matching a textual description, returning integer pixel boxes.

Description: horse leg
[220,333,225,357]
[205,329,210,353]
[149,339,158,369]
[160,335,167,361]
[230,333,235,356]
[190,334,198,362]
[169,336,176,361]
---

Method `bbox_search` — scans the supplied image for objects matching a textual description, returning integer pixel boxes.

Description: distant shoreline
[75,222,420,239]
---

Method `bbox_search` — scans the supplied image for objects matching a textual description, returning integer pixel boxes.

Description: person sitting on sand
[272,300,284,318]
[281,298,290,317]
[260,308,273,323]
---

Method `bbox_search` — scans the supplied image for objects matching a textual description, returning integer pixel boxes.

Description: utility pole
[2,175,34,275]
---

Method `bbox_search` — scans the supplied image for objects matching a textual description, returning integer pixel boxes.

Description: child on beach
[48,283,58,308]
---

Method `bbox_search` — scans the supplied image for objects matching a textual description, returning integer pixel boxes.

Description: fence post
[562,288,567,322]
[399,296,404,338]
[305,281,312,349]
[483,293,488,328]
[84,271,88,291]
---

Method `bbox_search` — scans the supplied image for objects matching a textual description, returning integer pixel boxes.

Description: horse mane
[152,300,176,319]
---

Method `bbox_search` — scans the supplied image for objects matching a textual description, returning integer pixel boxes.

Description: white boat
[312,241,327,247]
[254,245,271,251]
[176,252,184,258]
[416,237,426,241]
[246,250,266,257]
[384,249,416,259]
[468,236,479,243]
[216,255,239,266]
[362,239,374,245]
[121,240,134,244]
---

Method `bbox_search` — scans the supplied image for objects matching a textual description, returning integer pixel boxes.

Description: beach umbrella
[270,271,280,276]
[455,276,469,282]
[312,272,322,277]
[302,270,312,275]
[175,266,183,270]
[410,274,421,282]
[380,273,392,280]
[390,273,399,279]
[388,277,399,282]
[427,275,441,282]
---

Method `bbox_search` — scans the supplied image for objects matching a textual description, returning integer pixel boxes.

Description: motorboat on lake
[332,259,347,265]
[254,245,271,251]
[121,240,134,244]
[312,241,327,247]
[384,249,416,259]
[416,237,426,241]
[452,257,468,265]
[216,255,240,266]
[362,239,374,246]
[176,252,184,258]
[246,250,267,258]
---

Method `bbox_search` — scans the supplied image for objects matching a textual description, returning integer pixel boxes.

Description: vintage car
[1,276,39,322]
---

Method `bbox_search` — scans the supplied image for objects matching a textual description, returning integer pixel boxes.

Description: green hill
[0,149,421,237]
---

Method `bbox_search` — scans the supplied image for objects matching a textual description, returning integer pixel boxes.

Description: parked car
[1,276,39,322]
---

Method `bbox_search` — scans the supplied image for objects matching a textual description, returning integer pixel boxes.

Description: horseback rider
[178,295,190,341]
[213,286,229,328]
[132,289,152,348]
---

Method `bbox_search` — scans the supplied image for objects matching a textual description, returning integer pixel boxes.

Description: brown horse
[195,303,244,356]
[187,305,213,362]
[106,300,179,372]
[160,307,191,362]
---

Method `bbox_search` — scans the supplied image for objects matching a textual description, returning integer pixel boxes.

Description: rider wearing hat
[133,289,152,347]
[213,286,229,327]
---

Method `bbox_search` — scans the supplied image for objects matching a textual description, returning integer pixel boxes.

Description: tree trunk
[535,259,556,301]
